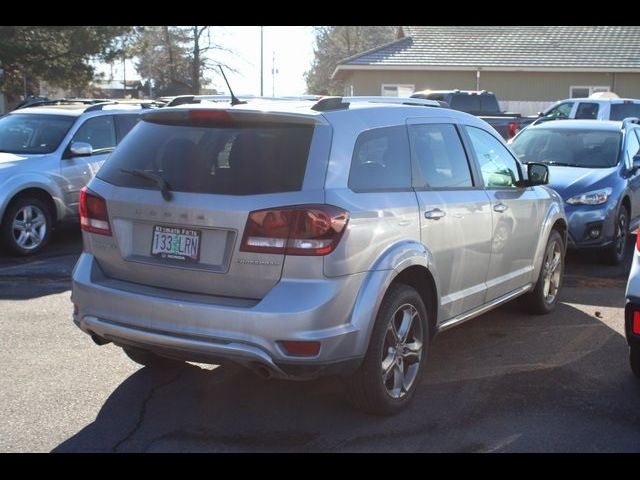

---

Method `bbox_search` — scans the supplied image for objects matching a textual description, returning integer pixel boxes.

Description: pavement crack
[111,368,184,453]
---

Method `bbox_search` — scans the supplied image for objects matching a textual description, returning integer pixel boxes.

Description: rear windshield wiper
[119,168,173,201]
[543,161,583,167]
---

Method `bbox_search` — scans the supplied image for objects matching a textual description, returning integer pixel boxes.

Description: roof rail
[84,100,163,112]
[311,96,442,112]
[622,117,640,129]
[14,98,106,110]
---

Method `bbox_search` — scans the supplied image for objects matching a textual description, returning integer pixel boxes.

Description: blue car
[511,119,640,264]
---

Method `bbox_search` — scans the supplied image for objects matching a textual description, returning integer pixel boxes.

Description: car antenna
[218,65,246,106]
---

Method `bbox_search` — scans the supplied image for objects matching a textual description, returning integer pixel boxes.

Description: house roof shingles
[338,26,640,70]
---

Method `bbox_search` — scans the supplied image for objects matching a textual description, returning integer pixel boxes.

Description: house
[333,26,640,115]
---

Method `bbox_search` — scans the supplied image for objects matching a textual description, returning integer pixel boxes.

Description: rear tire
[1,196,53,256]
[346,284,429,415]
[123,347,185,369]
[604,206,629,266]
[631,345,640,380]
[523,229,564,315]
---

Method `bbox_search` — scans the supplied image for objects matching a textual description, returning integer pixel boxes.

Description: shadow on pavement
[0,224,82,300]
[53,300,640,453]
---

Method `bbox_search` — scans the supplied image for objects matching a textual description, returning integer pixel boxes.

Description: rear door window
[348,125,411,192]
[610,103,640,121]
[575,102,600,119]
[98,120,315,195]
[409,123,473,189]
[114,114,141,143]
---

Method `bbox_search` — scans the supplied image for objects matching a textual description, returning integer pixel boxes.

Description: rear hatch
[84,106,332,299]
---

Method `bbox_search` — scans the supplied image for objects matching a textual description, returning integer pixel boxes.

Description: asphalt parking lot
[1,226,639,452]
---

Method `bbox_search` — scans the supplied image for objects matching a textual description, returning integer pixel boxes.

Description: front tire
[123,347,185,369]
[604,206,629,266]
[523,229,564,315]
[1,196,53,256]
[631,345,640,379]
[346,284,429,415]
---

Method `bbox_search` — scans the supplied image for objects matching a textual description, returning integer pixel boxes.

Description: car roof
[528,119,625,131]
[11,103,154,117]
[556,98,640,104]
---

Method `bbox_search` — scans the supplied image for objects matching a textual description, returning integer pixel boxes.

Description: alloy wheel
[12,205,47,251]
[381,303,424,399]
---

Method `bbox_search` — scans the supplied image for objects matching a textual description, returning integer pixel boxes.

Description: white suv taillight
[240,204,349,256]
[79,186,111,236]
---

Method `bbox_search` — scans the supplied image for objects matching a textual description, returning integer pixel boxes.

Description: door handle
[424,208,446,220]
[493,203,509,213]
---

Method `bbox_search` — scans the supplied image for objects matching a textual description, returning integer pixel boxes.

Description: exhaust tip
[250,363,273,379]
[90,333,111,346]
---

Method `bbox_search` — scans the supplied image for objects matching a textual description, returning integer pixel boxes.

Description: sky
[95,26,317,97]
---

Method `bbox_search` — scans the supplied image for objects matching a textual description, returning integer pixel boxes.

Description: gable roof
[335,26,640,74]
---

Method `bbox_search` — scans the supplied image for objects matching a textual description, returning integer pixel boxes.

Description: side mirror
[537,111,543,117]
[632,154,640,171]
[69,141,93,157]
[527,163,549,186]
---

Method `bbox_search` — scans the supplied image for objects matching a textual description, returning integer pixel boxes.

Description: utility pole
[260,26,264,96]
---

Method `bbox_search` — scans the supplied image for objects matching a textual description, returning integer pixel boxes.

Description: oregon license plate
[151,225,201,262]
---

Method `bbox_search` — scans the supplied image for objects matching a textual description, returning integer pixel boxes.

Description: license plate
[150,225,201,262]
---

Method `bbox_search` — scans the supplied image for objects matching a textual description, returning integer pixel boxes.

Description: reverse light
[566,188,612,206]
[240,204,349,256]
[79,187,111,235]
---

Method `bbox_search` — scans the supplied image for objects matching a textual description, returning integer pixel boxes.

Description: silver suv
[71,97,567,414]
[0,100,157,255]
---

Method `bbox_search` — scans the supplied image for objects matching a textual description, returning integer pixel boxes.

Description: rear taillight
[508,122,520,139]
[240,204,349,256]
[79,187,111,236]
[634,311,640,335]
[636,231,640,251]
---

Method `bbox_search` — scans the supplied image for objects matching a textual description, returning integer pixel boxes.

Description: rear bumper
[71,253,372,379]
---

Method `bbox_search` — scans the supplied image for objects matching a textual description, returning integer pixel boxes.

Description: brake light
[508,122,520,139]
[240,204,349,256]
[188,109,232,124]
[79,187,111,235]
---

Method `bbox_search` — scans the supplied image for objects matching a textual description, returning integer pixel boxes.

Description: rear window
[610,103,640,121]
[97,120,315,195]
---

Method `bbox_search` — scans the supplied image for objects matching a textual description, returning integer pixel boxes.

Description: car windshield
[510,128,621,168]
[0,113,76,154]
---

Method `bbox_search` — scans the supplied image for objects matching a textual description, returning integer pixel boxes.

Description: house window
[570,86,610,98]
[381,84,415,97]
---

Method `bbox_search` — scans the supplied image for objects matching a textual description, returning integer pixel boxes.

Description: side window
[348,126,411,192]
[465,126,520,188]
[72,116,116,153]
[625,129,640,169]
[408,123,473,189]
[545,102,574,118]
[575,103,600,120]
[114,115,141,143]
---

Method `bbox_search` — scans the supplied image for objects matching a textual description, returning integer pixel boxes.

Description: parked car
[0,99,157,255]
[510,118,640,264]
[71,96,566,415]
[624,236,640,379]
[410,89,535,140]
[534,97,640,124]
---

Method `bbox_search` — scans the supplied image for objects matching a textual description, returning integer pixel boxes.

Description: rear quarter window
[97,120,315,195]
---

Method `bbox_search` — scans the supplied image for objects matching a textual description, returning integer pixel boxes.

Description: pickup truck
[533,97,640,124]
[411,90,535,139]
